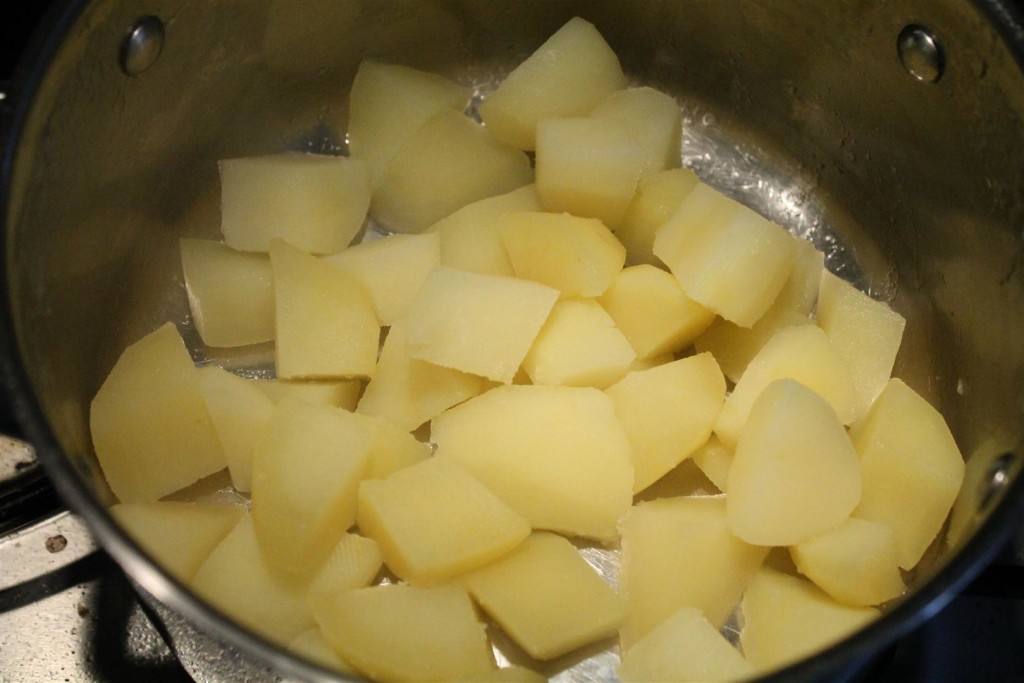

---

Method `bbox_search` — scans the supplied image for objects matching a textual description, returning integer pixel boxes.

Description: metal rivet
[979,452,1017,511]
[897,24,944,83]
[120,16,165,76]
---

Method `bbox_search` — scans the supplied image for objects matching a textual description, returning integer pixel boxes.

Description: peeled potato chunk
[774,237,825,315]
[694,307,812,384]
[307,532,384,600]
[90,323,225,503]
[312,584,494,683]
[850,378,965,569]
[479,16,626,151]
[591,86,683,174]
[220,153,370,254]
[251,377,362,411]
[432,384,634,542]
[180,239,274,347]
[618,167,700,266]
[462,532,625,660]
[690,435,734,493]
[348,411,432,480]
[727,379,862,546]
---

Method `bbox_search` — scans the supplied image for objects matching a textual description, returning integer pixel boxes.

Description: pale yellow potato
[817,270,907,420]
[432,384,633,542]
[618,167,701,266]
[307,533,383,599]
[287,628,356,676]
[180,239,274,347]
[619,496,768,651]
[727,379,861,546]
[426,184,543,276]
[90,323,225,503]
[251,398,372,578]
[347,411,431,480]
[690,435,734,493]
[322,232,440,325]
[522,298,636,389]
[462,532,625,660]
[714,324,856,449]
[791,517,905,607]
[270,239,380,380]
[312,583,494,682]
[653,183,797,327]
[740,568,878,673]
[606,354,726,493]
[774,237,825,315]
[251,377,362,411]
[479,16,626,150]
[347,60,471,186]
[591,86,682,174]
[694,308,812,384]
[499,211,626,297]
[599,264,715,359]
[110,502,243,582]
[850,378,965,569]
[373,110,532,233]
[404,266,559,383]
[220,153,370,254]
[618,606,754,683]
[358,457,530,582]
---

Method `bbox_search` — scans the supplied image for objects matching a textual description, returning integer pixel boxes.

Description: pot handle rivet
[120,16,165,77]
[897,24,944,83]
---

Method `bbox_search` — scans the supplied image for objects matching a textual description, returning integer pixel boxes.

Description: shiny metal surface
[897,25,947,83]
[119,15,165,77]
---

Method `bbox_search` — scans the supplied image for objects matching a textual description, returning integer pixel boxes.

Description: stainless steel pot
[3,1,1024,681]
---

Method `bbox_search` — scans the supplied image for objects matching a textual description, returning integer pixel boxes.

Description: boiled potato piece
[599,264,716,360]
[312,584,494,682]
[358,457,530,582]
[373,110,532,233]
[499,211,626,298]
[618,606,754,683]
[591,86,682,173]
[110,502,243,582]
[347,60,471,186]
[618,167,700,266]
[251,398,372,578]
[462,532,625,660]
[653,183,797,327]
[270,239,379,380]
[619,496,768,650]
[432,384,633,541]
[773,237,824,315]
[220,153,370,254]
[307,532,383,599]
[727,379,862,546]
[791,517,905,607]
[850,378,965,569]
[404,266,559,383]
[694,307,812,384]
[740,568,878,673]
[606,354,726,493]
[522,298,636,389]
[349,411,432,480]
[322,232,440,325]
[90,323,225,503]
[479,16,626,150]
[690,435,734,493]
[180,239,274,347]
[251,377,362,411]
[287,628,356,676]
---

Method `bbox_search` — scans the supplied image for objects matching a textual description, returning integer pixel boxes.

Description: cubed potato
[307,533,384,599]
[619,496,768,650]
[653,183,797,327]
[850,378,965,569]
[348,411,431,480]
[499,211,626,298]
[287,628,356,676]
[714,325,857,449]
[356,321,489,431]
[618,606,754,683]
[817,271,906,420]
[251,398,372,578]
[358,457,530,582]
[180,239,274,347]
[606,354,726,493]
[774,237,824,315]
[479,16,626,150]
[426,184,543,277]
[462,532,625,660]
[694,308,812,384]
[90,323,225,503]
[347,60,471,186]
[618,168,700,266]
[690,435,734,493]
[220,153,370,254]
[372,110,533,233]
[740,568,878,673]
[110,502,243,582]
[191,514,313,646]
[599,264,716,359]
[791,517,905,607]
[270,239,380,380]
[404,266,559,383]
[197,366,276,492]
[322,232,440,325]
[312,584,494,682]
[432,384,634,541]
[522,298,636,389]
[251,377,362,411]
[591,86,682,173]
[727,379,862,546]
